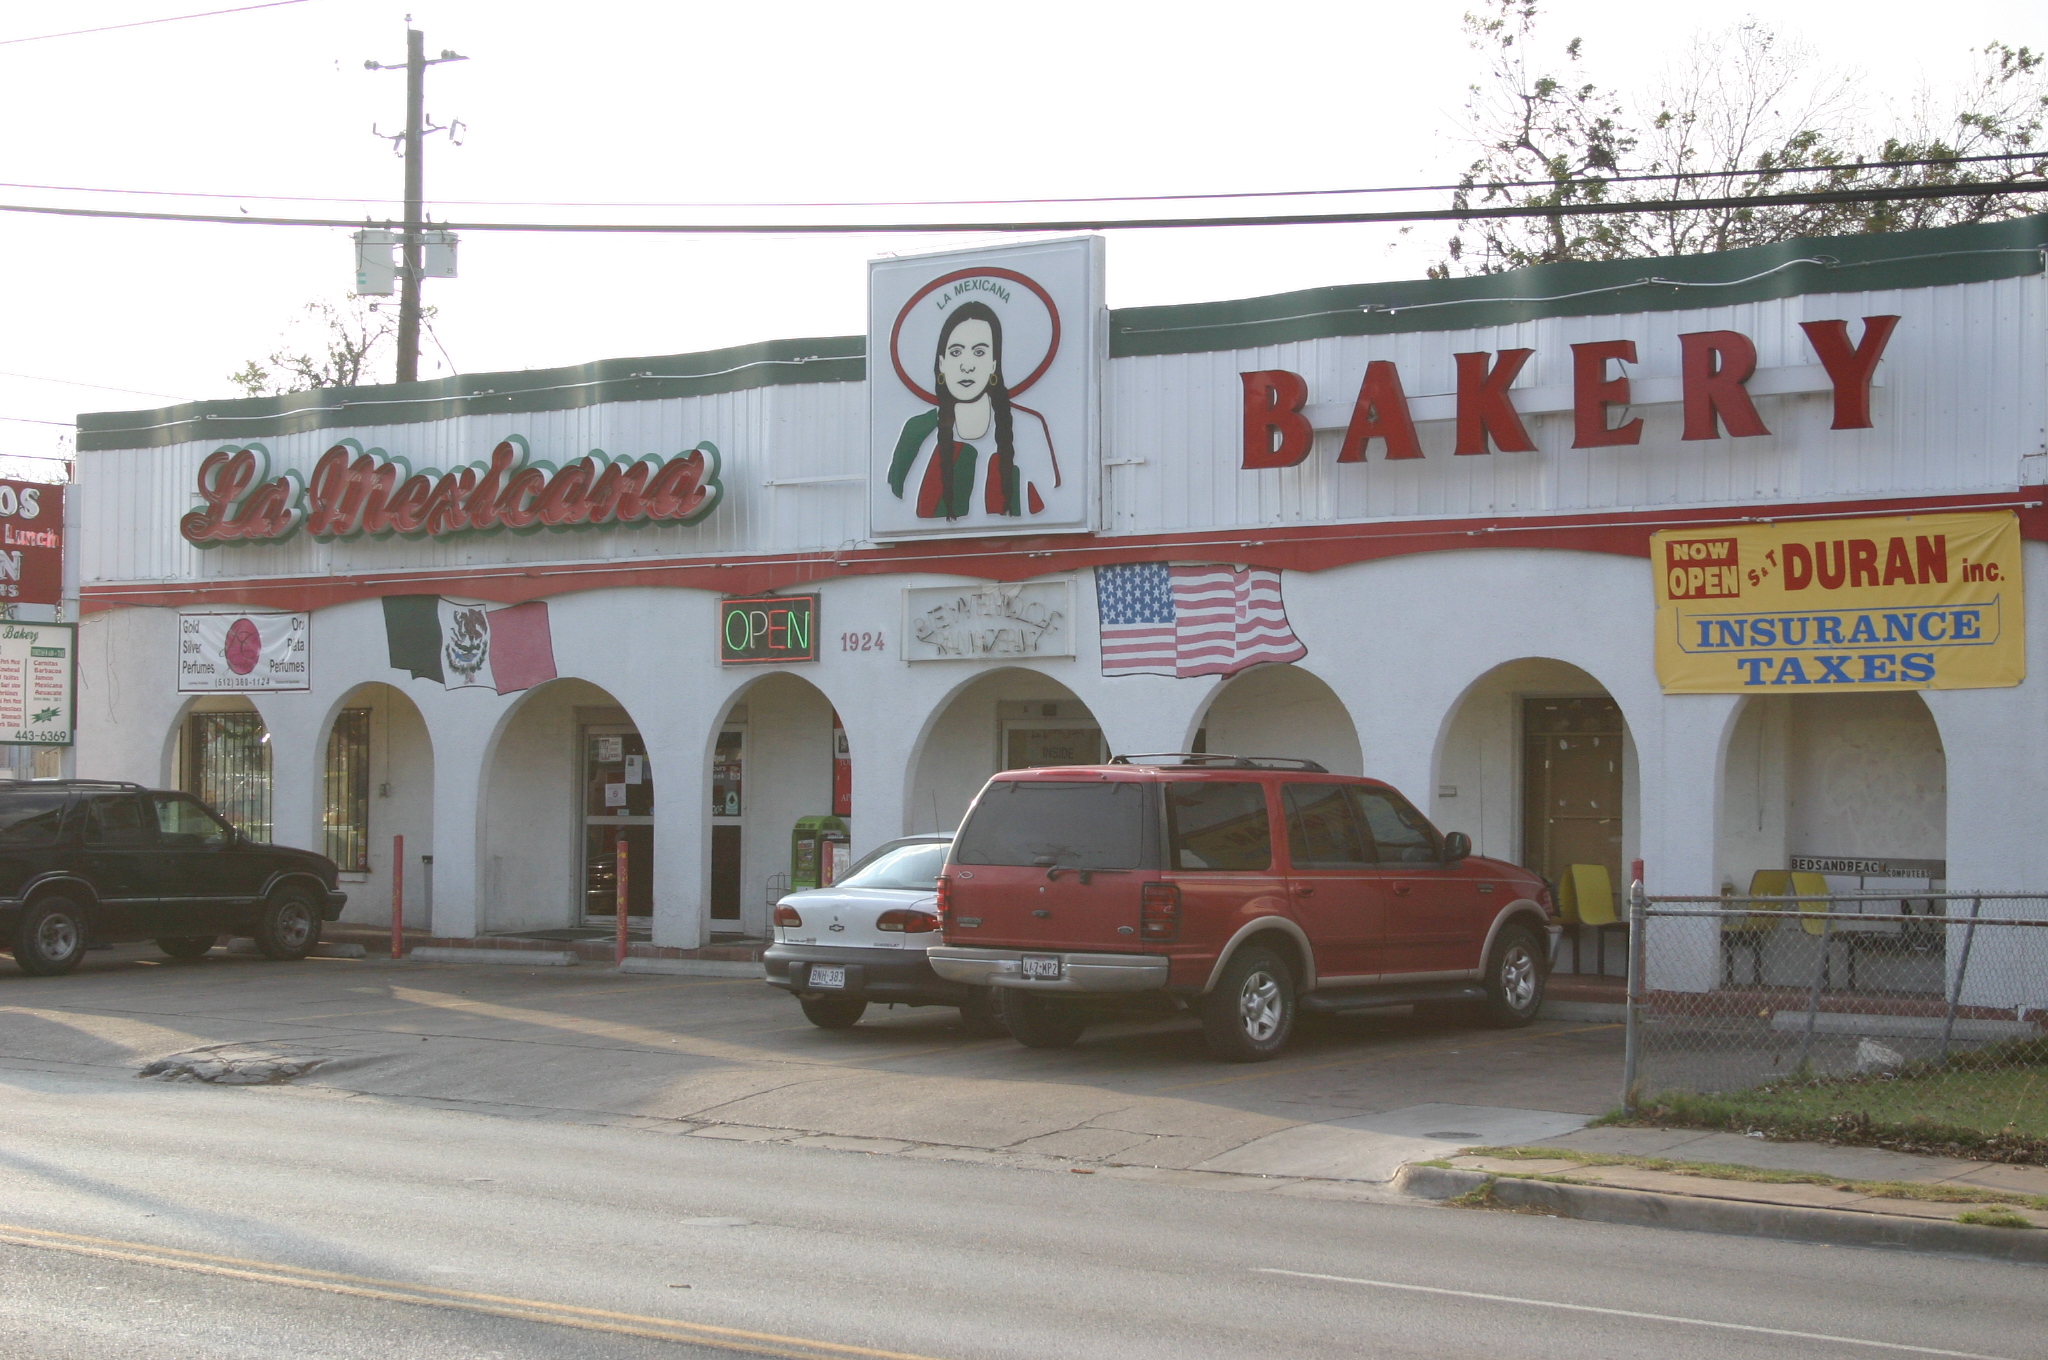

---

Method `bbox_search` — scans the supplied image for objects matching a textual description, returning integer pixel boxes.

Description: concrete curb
[226,941,367,960]
[617,957,764,979]
[1395,1164,2048,1264]
[1536,1000,1626,1023]
[407,947,580,967]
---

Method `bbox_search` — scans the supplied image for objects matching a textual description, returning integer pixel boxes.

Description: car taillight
[773,905,803,928]
[1535,879,1559,917]
[1140,882,1180,942]
[935,876,953,927]
[877,909,939,934]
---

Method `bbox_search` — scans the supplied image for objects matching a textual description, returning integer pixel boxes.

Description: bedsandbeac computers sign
[868,237,1103,539]
[1653,511,2023,693]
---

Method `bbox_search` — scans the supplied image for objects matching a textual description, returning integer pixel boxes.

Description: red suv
[926,755,1558,1062]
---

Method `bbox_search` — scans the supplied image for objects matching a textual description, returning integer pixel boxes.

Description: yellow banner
[1652,511,2023,694]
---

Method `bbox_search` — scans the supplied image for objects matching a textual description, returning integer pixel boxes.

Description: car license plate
[809,965,846,989]
[1021,954,1062,980]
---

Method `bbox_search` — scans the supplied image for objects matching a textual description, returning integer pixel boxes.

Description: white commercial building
[70,220,2048,1001]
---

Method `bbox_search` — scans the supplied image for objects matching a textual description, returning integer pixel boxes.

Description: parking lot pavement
[0,947,1624,1182]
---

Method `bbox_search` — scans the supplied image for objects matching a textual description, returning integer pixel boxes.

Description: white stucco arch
[1190,663,1363,774]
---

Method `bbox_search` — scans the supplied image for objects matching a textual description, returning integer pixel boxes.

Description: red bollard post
[391,833,405,960]
[615,828,629,965]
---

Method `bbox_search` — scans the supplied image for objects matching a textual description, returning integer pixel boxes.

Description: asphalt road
[1,1061,2041,1360]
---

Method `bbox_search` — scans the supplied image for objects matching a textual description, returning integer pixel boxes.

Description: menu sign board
[719,594,819,665]
[0,622,74,744]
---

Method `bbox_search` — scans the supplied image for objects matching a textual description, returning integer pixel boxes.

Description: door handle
[1292,884,1314,897]
[1391,885,1413,896]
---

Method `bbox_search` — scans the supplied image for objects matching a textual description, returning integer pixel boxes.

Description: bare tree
[228,299,402,397]
[1437,0,2048,274]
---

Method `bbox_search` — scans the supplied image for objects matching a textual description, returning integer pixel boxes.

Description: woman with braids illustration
[886,301,1059,521]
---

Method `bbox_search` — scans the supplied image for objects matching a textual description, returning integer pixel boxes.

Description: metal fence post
[1938,896,1984,1063]
[390,833,404,961]
[1794,912,1835,1073]
[1621,878,1646,1112]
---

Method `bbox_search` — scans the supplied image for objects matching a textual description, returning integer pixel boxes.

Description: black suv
[0,781,347,976]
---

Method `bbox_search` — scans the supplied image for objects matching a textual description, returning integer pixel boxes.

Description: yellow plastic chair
[1559,863,1623,976]
[1790,872,1833,936]
[1725,870,1787,986]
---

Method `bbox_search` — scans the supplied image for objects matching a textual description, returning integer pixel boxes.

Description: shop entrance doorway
[710,720,743,924]
[582,724,653,926]
[1521,696,1624,909]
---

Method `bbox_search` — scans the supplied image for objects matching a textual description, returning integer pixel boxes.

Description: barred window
[182,711,272,843]
[323,708,372,873]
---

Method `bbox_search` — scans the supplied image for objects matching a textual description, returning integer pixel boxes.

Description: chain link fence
[1620,893,2048,1159]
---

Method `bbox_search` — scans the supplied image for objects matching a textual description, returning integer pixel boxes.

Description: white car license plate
[1021,954,1062,980]
[809,965,846,989]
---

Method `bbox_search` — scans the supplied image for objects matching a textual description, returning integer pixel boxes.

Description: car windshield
[954,780,1146,868]
[834,841,949,891]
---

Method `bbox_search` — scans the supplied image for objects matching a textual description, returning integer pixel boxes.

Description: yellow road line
[0,1221,954,1360]
[1150,1023,1624,1093]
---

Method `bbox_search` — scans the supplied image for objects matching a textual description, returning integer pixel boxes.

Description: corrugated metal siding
[79,276,2046,588]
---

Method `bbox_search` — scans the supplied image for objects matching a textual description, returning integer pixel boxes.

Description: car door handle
[1292,884,1314,897]
[1391,885,1413,896]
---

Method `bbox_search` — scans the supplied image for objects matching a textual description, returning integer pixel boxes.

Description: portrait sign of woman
[886,299,1060,522]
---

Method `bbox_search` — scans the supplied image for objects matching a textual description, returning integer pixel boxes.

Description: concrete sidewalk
[1402,1123,2048,1262]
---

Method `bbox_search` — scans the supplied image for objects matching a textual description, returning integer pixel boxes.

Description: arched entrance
[481,678,650,938]
[909,667,1104,837]
[707,671,847,938]
[1719,692,1946,893]
[318,683,433,929]
[1435,658,1638,969]
[166,695,273,843]
[1192,664,1361,773]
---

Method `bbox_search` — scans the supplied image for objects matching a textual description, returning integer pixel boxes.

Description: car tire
[1200,946,1295,1062]
[13,897,88,977]
[253,888,322,961]
[799,996,868,1029]
[1000,989,1086,1049]
[1479,925,1546,1028]
[156,936,218,960]
[956,986,1005,1038]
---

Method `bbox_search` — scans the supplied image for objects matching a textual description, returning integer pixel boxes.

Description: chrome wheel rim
[36,913,78,961]
[276,903,314,949]
[1238,969,1284,1042]
[1500,944,1538,1011]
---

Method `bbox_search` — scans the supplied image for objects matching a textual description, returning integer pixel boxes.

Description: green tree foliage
[1437,0,2048,273]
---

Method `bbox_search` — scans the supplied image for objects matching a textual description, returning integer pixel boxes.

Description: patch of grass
[1955,1209,2034,1229]
[1461,1145,2048,1210]
[1604,1041,2048,1163]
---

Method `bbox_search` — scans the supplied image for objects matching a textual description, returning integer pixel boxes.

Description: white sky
[0,0,2037,470]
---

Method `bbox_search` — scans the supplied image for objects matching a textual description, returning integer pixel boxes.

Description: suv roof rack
[10,779,148,790]
[1108,753,1329,773]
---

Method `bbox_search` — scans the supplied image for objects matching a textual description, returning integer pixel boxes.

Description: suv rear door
[1162,778,1286,968]
[1354,785,1479,974]
[1281,782,1382,981]
[947,777,1151,950]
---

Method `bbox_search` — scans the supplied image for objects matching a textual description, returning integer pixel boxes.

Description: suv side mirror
[1442,831,1471,864]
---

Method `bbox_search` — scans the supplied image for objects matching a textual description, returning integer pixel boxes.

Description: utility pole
[367,27,465,383]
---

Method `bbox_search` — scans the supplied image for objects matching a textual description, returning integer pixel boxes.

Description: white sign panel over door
[178,612,311,692]
[869,236,1102,539]
[904,580,1074,661]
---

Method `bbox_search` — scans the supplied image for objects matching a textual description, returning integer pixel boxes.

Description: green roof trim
[78,215,2047,451]
[77,335,866,452]
[1110,213,2048,356]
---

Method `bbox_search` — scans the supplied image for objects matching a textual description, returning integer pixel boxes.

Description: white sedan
[763,835,1000,1033]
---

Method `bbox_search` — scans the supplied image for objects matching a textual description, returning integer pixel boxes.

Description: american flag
[1095,563,1307,677]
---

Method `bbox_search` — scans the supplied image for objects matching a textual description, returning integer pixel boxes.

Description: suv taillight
[773,905,803,928]
[1140,882,1180,942]
[1536,878,1559,917]
[877,909,939,934]
[935,876,953,927]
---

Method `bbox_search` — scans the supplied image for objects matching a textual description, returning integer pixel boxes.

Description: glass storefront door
[583,726,653,923]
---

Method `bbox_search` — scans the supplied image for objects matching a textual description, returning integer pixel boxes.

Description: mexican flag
[382,596,558,694]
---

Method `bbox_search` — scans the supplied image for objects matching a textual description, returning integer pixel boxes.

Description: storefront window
[712,730,742,816]
[323,707,371,873]
[182,710,272,843]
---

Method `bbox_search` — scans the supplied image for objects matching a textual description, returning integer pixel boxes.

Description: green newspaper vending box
[790,815,850,891]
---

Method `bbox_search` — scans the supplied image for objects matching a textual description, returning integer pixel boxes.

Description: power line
[0,149,2038,212]
[0,0,308,48]
[0,370,177,398]
[0,178,2041,235]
